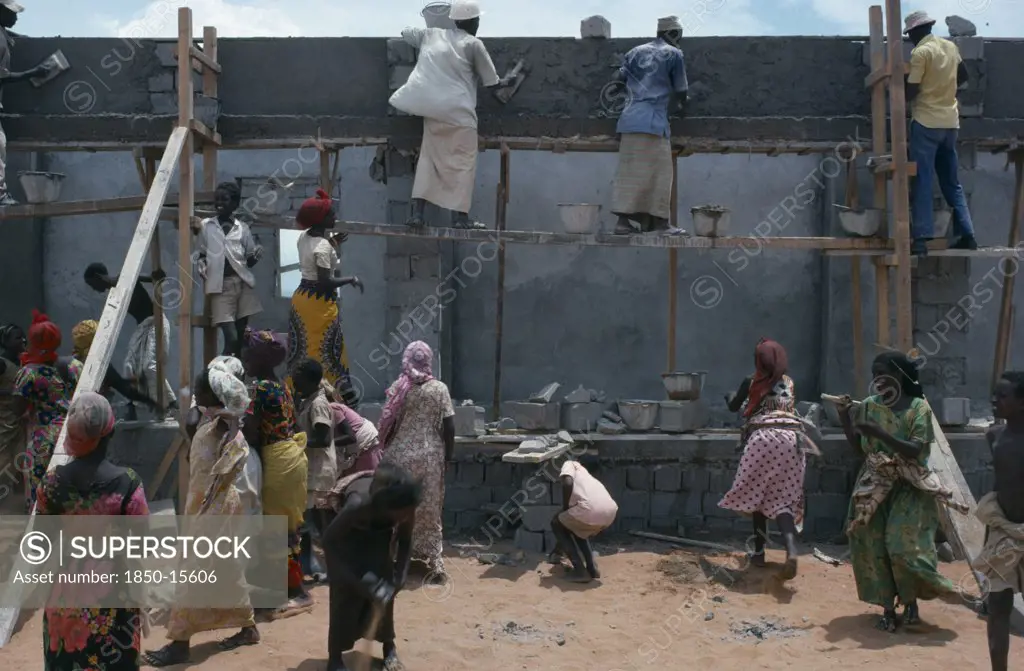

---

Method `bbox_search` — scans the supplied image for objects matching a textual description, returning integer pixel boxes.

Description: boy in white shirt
[550,456,618,583]
[195,181,263,356]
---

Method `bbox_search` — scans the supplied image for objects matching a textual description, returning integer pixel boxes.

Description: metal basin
[617,400,659,431]
[836,205,883,237]
[558,203,601,233]
[661,372,706,400]
[421,2,456,28]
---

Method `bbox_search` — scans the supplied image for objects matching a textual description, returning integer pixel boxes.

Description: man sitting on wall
[0,1,58,206]
[390,0,515,230]
[610,16,689,236]
[903,10,978,256]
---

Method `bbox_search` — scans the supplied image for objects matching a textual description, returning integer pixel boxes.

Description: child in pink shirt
[550,457,618,583]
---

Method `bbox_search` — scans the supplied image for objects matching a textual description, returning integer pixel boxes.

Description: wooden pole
[992,150,1024,387]
[145,155,166,412]
[846,158,865,396]
[868,5,891,354]
[201,25,219,367]
[667,152,679,372]
[0,127,190,648]
[492,144,510,419]
[885,0,913,353]
[177,7,195,513]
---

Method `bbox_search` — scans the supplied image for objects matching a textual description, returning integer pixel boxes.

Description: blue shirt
[615,38,688,138]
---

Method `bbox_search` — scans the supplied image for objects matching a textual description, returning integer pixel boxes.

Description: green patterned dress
[847,396,954,607]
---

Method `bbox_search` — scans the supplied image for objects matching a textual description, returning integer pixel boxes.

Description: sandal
[876,609,898,633]
[144,644,189,667]
[452,219,487,230]
[903,602,921,625]
[748,551,766,568]
[780,556,798,581]
[218,627,260,650]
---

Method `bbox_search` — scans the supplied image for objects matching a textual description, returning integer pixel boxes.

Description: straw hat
[0,0,23,12]
[903,10,935,33]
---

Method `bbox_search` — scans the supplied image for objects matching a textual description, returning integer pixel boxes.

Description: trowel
[495,59,528,104]
[30,50,70,88]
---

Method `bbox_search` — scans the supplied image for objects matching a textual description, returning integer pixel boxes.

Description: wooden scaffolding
[2,0,1024,646]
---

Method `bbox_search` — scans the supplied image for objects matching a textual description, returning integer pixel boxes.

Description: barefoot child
[979,371,1024,671]
[550,457,617,583]
[322,463,420,671]
[196,181,264,357]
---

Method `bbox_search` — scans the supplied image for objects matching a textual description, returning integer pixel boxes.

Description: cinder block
[812,517,844,541]
[659,400,708,433]
[913,304,940,330]
[150,92,176,115]
[148,72,174,92]
[682,467,709,491]
[649,517,676,531]
[958,142,977,170]
[514,528,546,553]
[444,487,483,511]
[386,236,437,257]
[456,511,490,532]
[601,468,626,499]
[619,490,650,518]
[385,255,411,280]
[682,490,703,517]
[195,94,220,128]
[702,492,730,518]
[653,465,682,492]
[389,65,414,90]
[490,486,520,508]
[458,462,485,487]
[708,469,736,493]
[521,475,552,503]
[453,405,485,436]
[580,15,611,39]
[443,510,457,528]
[651,492,679,518]
[626,465,650,490]
[550,480,565,506]
[411,254,440,279]
[501,401,560,431]
[941,398,970,426]
[959,103,984,117]
[618,517,647,532]
[807,493,850,524]
[388,279,439,310]
[155,42,177,67]
[561,402,604,432]
[486,461,514,487]
[386,37,417,65]
[953,36,984,60]
[819,469,849,494]
[676,516,705,535]
[522,505,560,532]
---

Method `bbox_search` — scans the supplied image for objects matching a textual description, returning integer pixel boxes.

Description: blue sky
[12,0,1024,38]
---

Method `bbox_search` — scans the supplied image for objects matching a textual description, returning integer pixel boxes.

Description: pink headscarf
[377,341,435,448]
[66,391,116,458]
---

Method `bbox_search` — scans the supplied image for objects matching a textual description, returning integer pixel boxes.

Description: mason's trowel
[494,59,528,104]
[30,50,70,87]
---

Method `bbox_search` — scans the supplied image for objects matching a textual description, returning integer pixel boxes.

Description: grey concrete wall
[0,152,44,326]
[4,36,1023,145]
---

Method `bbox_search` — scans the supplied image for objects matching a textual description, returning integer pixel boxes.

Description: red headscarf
[296,188,333,229]
[744,338,788,417]
[21,309,61,366]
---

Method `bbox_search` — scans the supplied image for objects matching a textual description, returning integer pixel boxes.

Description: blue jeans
[909,121,975,240]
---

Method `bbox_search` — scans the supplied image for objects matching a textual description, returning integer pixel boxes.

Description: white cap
[449,0,482,21]
[0,0,24,12]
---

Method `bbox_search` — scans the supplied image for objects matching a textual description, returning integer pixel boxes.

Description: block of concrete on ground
[580,15,611,39]
[502,401,561,431]
[514,527,546,553]
[658,400,709,433]
[522,505,560,532]
[454,405,485,436]
[561,401,603,431]
[941,398,970,426]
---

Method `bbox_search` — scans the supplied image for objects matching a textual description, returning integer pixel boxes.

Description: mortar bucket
[422,2,456,29]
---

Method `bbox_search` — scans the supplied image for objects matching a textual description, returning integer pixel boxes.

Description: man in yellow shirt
[904,11,977,256]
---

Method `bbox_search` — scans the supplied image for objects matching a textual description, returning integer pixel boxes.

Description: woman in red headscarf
[286,189,365,407]
[13,310,72,510]
[719,338,817,581]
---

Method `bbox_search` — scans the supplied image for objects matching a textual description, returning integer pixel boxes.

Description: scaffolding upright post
[492,143,510,419]
[201,25,219,366]
[667,151,679,372]
[868,6,891,355]
[993,149,1024,387]
[884,0,913,353]
[177,6,196,512]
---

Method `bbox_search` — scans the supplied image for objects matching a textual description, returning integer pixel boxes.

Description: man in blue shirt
[610,16,689,235]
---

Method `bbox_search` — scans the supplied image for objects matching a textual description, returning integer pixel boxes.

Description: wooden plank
[142,156,166,412]
[492,144,509,419]
[189,118,222,146]
[190,45,220,73]
[177,6,195,514]
[846,160,865,396]
[149,435,188,498]
[864,65,890,88]
[0,126,189,648]
[875,256,891,348]
[925,403,985,559]
[0,192,214,220]
[992,152,1024,389]
[885,0,914,353]
[668,152,679,371]
[868,6,890,353]
[200,25,219,367]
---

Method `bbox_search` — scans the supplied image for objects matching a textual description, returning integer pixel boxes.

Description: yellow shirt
[907,34,962,129]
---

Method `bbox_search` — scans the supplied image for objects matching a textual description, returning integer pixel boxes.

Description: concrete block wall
[912,257,971,404]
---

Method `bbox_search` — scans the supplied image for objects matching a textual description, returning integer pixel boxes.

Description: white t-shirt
[389,27,501,128]
[560,461,618,527]
[297,231,338,281]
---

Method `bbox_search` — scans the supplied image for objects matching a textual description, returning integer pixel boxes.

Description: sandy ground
[3,538,1020,670]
